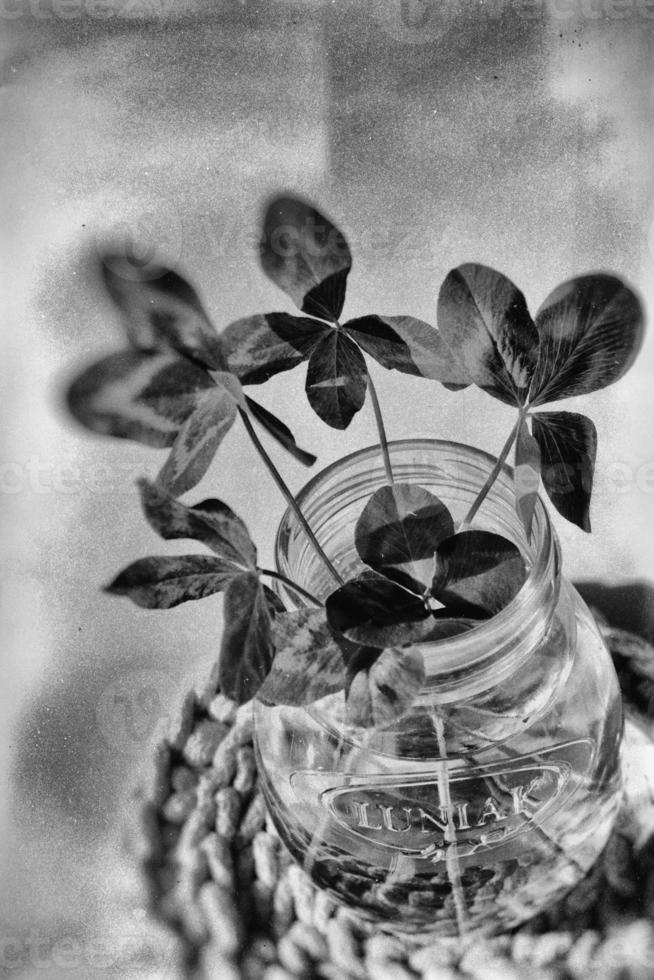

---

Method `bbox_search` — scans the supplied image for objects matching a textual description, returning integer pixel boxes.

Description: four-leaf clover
[220,195,469,429]
[437,265,644,531]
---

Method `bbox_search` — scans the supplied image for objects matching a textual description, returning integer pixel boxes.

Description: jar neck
[275,440,562,699]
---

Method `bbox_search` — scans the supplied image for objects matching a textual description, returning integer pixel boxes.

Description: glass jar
[253,440,623,937]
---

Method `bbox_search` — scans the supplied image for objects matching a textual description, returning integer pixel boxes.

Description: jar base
[258,718,652,941]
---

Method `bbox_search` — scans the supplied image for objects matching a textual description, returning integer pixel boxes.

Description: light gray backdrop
[1,1,654,976]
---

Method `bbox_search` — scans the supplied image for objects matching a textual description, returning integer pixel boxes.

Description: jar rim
[275,439,560,687]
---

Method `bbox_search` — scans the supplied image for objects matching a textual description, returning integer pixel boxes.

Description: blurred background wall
[1,1,654,975]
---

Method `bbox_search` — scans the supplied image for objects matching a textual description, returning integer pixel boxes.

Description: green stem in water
[259,569,323,608]
[239,407,344,587]
[461,410,525,529]
[367,371,394,486]
[431,709,470,938]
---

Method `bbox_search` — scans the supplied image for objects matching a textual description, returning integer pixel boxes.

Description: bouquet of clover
[67,196,644,729]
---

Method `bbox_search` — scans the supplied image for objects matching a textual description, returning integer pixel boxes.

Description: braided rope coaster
[133,614,654,980]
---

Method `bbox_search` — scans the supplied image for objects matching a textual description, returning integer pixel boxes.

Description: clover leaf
[436,264,644,532]
[354,483,454,593]
[344,645,426,728]
[326,491,528,648]
[104,480,284,703]
[530,411,597,533]
[325,571,435,647]
[260,195,352,321]
[257,609,348,708]
[528,275,644,404]
[257,607,429,730]
[66,255,316,497]
[436,263,538,405]
[220,194,466,430]
[431,530,527,617]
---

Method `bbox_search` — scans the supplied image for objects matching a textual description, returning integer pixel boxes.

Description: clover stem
[431,709,469,937]
[259,569,323,608]
[460,411,525,529]
[367,371,395,486]
[239,408,344,587]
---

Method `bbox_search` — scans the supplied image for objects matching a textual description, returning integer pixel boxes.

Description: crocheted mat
[131,612,654,980]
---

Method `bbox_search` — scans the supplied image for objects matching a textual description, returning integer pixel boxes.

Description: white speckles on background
[1,0,653,962]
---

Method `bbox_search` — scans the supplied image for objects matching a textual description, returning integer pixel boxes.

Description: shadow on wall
[576,579,654,644]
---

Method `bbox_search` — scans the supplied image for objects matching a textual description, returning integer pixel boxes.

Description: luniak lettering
[347,777,543,836]
[318,751,584,860]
